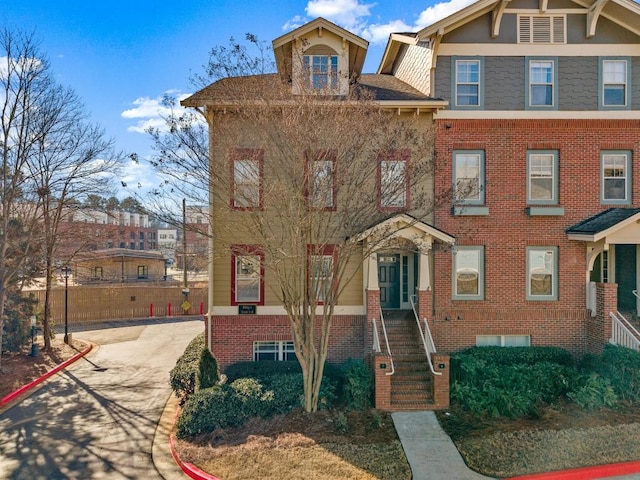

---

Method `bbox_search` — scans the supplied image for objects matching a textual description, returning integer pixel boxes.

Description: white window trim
[235,254,261,304]
[303,54,339,91]
[253,341,296,361]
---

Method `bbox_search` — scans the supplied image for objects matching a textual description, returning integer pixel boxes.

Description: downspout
[205,106,214,352]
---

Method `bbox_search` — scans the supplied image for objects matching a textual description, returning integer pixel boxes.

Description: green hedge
[598,344,640,402]
[169,333,210,401]
[341,359,373,410]
[450,347,577,418]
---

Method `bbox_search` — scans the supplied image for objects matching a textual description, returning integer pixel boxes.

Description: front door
[616,244,637,313]
[379,254,400,309]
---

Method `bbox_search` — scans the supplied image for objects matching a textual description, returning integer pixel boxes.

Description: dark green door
[379,254,400,309]
[616,244,637,312]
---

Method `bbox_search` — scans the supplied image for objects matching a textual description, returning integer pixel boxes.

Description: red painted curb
[169,433,222,480]
[503,459,640,480]
[0,343,93,407]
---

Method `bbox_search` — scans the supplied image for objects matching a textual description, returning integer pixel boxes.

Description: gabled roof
[566,208,640,242]
[356,213,455,246]
[415,0,640,39]
[272,17,369,81]
[378,0,640,73]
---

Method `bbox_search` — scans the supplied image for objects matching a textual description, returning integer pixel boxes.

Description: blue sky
[2,0,473,193]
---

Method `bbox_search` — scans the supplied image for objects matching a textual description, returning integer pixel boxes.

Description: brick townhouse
[182,0,640,410]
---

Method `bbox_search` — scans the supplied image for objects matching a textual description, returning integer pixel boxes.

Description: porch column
[367,252,379,290]
[417,248,433,320]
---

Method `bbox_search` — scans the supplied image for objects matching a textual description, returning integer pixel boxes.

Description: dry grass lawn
[175,409,412,480]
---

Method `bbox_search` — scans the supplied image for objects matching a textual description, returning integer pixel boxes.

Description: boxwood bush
[341,359,373,410]
[170,333,217,402]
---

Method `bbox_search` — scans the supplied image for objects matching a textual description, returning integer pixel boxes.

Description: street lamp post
[61,266,71,344]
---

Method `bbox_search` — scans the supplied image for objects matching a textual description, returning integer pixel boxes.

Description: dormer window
[303,54,338,90]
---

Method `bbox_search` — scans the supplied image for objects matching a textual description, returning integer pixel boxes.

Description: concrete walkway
[392,411,495,480]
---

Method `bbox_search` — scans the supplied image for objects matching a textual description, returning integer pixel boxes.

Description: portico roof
[566,208,640,243]
[356,213,455,247]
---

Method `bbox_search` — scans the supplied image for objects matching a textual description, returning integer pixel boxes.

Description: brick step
[391,392,433,404]
[391,381,431,394]
[390,401,435,411]
[392,371,432,381]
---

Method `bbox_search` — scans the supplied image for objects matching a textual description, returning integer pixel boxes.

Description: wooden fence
[30,285,208,326]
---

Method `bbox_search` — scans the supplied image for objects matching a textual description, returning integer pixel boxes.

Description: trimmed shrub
[454,346,574,369]
[450,348,577,418]
[599,344,640,402]
[342,359,373,410]
[225,361,302,382]
[263,374,304,413]
[231,378,273,418]
[169,333,207,401]
[568,373,618,410]
[176,385,243,438]
[197,347,220,390]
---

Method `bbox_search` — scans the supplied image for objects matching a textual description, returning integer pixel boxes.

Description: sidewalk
[392,411,495,480]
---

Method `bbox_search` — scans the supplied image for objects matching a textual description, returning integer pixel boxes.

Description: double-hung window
[453,58,482,108]
[600,58,630,108]
[308,245,335,304]
[527,150,558,204]
[601,151,632,204]
[307,151,336,210]
[303,55,338,90]
[379,151,409,210]
[453,246,484,300]
[232,245,264,305]
[453,150,484,205]
[526,58,557,108]
[231,149,263,209]
[526,247,558,300]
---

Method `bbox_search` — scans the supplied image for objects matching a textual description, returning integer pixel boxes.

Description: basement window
[253,341,296,361]
[476,335,531,347]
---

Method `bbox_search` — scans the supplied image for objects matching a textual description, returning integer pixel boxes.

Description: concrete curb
[166,400,221,480]
[0,343,93,407]
[502,460,640,480]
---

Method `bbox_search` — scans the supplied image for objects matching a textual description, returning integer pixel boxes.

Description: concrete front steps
[383,310,434,411]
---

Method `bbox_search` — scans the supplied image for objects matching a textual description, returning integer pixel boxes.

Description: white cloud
[360,19,412,44]
[120,155,160,192]
[306,0,375,29]
[121,92,192,134]
[285,0,477,46]
[414,0,477,28]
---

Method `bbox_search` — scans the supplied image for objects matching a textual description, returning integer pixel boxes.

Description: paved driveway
[0,318,203,479]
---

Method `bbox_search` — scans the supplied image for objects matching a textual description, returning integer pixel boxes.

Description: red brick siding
[210,314,366,370]
[434,119,640,356]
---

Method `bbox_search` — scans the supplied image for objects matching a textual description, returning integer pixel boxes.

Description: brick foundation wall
[210,314,367,370]
[433,118,640,357]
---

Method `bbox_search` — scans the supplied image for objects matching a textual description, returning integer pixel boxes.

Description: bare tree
[149,36,448,411]
[0,29,121,365]
[26,82,121,348]
[0,29,50,368]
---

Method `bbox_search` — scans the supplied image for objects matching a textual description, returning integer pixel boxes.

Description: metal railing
[610,311,640,352]
[375,308,395,376]
[410,294,441,376]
